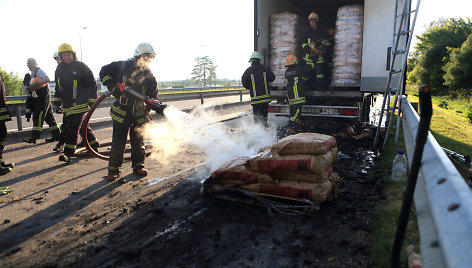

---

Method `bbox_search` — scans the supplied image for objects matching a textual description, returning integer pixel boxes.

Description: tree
[191,56,217,87]
[0,67,22,96]
[408,18,472,92]
[443,33,472,96]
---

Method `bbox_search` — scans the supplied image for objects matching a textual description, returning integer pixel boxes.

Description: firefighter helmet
[308,12,319,21]
[285,54,298,66]
[58,43,75,55]
[134,42,156,58]
[53,51,59,59]
[249,51,262,62]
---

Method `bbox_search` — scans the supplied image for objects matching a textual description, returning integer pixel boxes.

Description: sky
[0,0,470,83]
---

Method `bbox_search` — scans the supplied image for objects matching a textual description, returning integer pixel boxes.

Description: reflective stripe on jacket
[242,62,275,105]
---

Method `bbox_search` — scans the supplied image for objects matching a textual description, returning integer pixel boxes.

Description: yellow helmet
[308,12,319,21]
[285,54,298,66]
[58,43,76,56]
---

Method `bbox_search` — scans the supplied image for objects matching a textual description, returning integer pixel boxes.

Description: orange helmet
[285,54,298,66]
[308,12,319,21]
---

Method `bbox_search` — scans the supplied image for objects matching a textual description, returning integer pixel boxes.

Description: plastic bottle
[391,150,408,181]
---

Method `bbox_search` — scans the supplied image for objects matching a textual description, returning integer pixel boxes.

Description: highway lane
[7,94,250,133]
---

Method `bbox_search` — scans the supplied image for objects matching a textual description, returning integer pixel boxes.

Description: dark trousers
[289,103,303,128]
[252,102,269,127]
[31,103,60,140]
[63,113,98,156]
[108,120,145,172]
[0,121,6,161]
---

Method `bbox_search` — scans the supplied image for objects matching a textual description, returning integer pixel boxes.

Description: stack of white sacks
[332,5,364,87]
[208,133,341,204]
[269,12,301,88]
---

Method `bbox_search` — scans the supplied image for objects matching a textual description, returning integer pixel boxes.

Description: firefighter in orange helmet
[284,54,313,133]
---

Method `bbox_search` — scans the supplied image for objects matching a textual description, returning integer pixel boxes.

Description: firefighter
[23,58,61,144]
[241,51,275,127]
[51,51,67,153]
[0,74,14,175]
[54,43,99,163]
[285,54,313,133]
[99,42,159,182]
[300,12,330,90]
[23,73,33,122]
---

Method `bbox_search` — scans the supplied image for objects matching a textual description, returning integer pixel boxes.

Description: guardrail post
[240,90,243,102]
[16,106,23,131]
[200,92,204,105]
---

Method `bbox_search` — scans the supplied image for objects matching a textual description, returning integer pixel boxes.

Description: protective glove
[55,106,64,114]
[25,113,31,122]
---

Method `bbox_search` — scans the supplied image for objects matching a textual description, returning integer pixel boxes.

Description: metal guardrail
[6,86,246,131]
[401,95,472,268]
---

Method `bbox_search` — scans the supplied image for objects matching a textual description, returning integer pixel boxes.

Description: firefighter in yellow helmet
[284,54,313,134]
[241,51,275,127]
[99,42,159,182]
[54,43,99,163]
[300,11,330,90]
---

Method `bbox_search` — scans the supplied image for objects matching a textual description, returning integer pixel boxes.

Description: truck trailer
[255,0,407,128]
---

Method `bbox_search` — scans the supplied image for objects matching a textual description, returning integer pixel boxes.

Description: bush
[438,100,449,109]
[466,105,472,123]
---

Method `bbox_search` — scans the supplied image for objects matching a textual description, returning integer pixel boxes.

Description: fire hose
[77,85,168,161]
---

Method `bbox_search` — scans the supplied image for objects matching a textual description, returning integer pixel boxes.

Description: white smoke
[146,105,277,178]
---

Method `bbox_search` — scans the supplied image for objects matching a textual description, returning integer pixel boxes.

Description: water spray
[79,84,169,161]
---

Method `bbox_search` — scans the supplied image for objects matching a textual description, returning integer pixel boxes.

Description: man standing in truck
[242,51,275,128]
[285,54,313,133]
[300,12,330,90]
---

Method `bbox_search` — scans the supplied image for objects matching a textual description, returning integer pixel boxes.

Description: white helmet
[249,51,262,62]
[134,42,156,58]
[53,51,59,59]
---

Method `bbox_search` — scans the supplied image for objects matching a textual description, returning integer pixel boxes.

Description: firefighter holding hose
[99,42,159,182]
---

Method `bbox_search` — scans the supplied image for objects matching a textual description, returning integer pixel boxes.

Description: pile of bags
[207,133,341,204]
[269,12,302,88]
[332,5,364,87]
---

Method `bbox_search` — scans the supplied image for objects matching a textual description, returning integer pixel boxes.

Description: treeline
[408,18,472,97]
[0,68,22,96]
[158,79,241,89]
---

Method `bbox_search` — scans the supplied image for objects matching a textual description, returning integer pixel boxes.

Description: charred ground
[0,106,383,268]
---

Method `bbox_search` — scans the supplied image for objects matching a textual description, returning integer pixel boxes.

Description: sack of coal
[270,133,337,155]
[273,165,334,182]
[247,147,338,174]
[209,157,274,188]
[241,179,333,203]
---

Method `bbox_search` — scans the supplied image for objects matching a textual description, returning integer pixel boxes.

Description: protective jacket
[285,62,313,105]
[242,62,275,105]
[54,60,97,116]
[54,60,98,157]
[99,59,158,125]
[0,75,11,123]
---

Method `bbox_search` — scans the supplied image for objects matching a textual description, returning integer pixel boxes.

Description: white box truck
[255,0,405,127]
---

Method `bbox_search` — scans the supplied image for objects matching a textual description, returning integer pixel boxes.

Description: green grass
[405,84,472,157]
[369,122,419,267]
